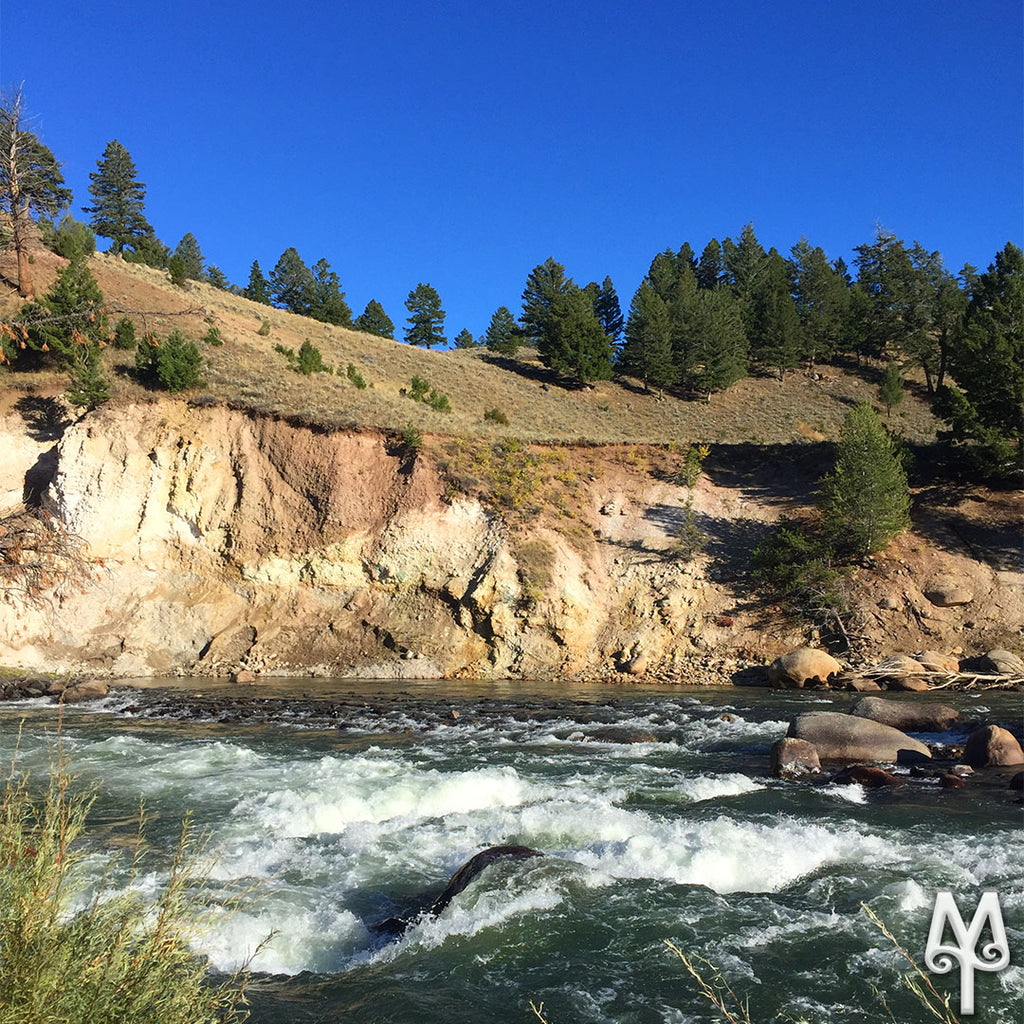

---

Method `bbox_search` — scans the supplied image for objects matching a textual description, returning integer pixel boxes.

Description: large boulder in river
[770,737,821,778]
[963,725,1024,769]
[787,711,931,763]
[851,696,960,733]
[767,648,842,689]
[982,649,1024,676]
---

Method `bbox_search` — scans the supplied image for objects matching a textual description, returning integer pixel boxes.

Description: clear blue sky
[2,0,1020,341]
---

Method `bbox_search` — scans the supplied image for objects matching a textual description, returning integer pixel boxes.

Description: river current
[1,680,1021,1023]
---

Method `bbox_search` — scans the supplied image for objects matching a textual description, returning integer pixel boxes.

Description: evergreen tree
[484,305,520,355]
[310,258,352,325]
[647,250,680,305]
[173,233,204,280]
[123,233,169,269]
[680,288,748,395]
[790,237,850,365]
[23,258,109,405]
[820,402,910,556]
[537,285,614,383]
[878,360,904,417]
[453,328,477,349]
[593,276,624,342]
[270,248,315,315]
[244,260,271,304]
[520,258,571,345]
[204,265,228,289]
[51,215,96,261]
[696,239,724,290]
[938,241,1024,468]
[0,87,72,298]
[619,281,675,390]
[354,299,394,338]
[83,139,151,255]
[746,249,801,378]
[404,283,446,348]
[723,223,767,295]
[167,254,186,287]
[676,242,697,275]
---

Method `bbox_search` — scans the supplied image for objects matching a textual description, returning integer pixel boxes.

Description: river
[1,680,1020,1023]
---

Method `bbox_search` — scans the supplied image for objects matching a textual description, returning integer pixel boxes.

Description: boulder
[767,648,842,689]
[851,696,960,733]
[60,680,110,703]
[940,773,966,789]
[787,711,931,764]
[963,725,1024,769]
[983,649,1024,676]
[924,585,973,608]
[770,737,821,778]
[868,654,927,680]
[832,765,903,788]
[845,677,883,693]
[886,675,930,692]
[914,650,961,674]
[232,669,257,684]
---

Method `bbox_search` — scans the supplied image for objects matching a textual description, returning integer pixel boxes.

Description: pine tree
[404,283,446,348]
[270,248,315,315]
[453,328,477,349]
[354,299,394,338]
[681,288,748,395]
[593,276,624,342]
[746,249,801,378]
[484,306,520,356]
[244,260,271,304]
[696,239,724,290]
[83,139,151,256]
[618,281,675,390]
[204,265,228,290]
[647,250,680,305]
[173,233,204,280]
[123,233,169,269]
[878,361,904,417]
[723,223,767,295]
[820,402,910,556]
[790,237,850,365]
[520,258,570,345]
[538,285,614,383]
[310,258,352,326]
[0,87,73,298]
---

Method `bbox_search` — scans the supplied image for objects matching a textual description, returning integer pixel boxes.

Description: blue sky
[2,0,1020,341]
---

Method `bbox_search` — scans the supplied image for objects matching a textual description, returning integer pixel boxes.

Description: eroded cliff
[0,398,1019,680]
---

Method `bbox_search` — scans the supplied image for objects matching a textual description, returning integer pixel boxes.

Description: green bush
[426,389,451,413]
[0,752,254,1024]
[203,325,224,347]
[400,423,423,450]
[52,215,97,261]
[167,254,186,287]
[137,331,204,392]
[346,363,368,389]
[257,319,271,337]
[113,316,137,350]
[296,339,327,375]
[484,407,509,425]
[408,375,430,402]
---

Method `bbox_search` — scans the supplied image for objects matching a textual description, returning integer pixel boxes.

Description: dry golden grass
[2,249,943,446]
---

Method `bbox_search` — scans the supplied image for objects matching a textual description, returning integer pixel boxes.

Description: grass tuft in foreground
[0,742,257,1024]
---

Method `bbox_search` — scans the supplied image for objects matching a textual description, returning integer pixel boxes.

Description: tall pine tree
[520,258,570,345]
[83,139,152,256]
[310,258,352,326]
[538,285,614,383]
[484,306,520,355]
[270,248,315,315]
[619,281,675,390]
[355,299,394,338]
[244,260,271,304]
[404,283,446,348]
[173,233,204,280]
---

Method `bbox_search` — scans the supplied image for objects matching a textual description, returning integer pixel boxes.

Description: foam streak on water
[1,682,1021,1023]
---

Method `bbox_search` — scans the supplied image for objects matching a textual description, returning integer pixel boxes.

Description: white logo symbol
[925,891,1010,1015]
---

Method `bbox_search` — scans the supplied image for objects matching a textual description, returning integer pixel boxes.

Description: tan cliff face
[0,399,1019,680]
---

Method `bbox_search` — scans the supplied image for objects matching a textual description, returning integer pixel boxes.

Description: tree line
[1,88,1020,472]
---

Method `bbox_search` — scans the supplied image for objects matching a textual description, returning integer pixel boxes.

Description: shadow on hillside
[700,442,833,510]
[14,395,72,442]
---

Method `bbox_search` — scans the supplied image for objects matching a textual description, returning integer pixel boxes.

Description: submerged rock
[787,711,931,764]
[832,765,903,788]
[769,737,821,778]
[851,696,960,733]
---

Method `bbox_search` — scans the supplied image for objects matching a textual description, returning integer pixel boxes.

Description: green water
[0,680,1020,1023]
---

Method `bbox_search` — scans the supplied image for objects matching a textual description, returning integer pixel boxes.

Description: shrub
[408,375,430,402]
[65,346,110,410]
[167,254,186,287]
[400,423,423,450]
[113,316,137,350]
[426,388,451,413]
[296,339,327,375]
[257,319,271,337]
[671,496,706,560]
[517,537,556,607]
[52,215,97,261]
[0,751,253,1024]
[346,363,367,389]
[203,325,224,346]
[137,331,204,392]
[484,407,509,425]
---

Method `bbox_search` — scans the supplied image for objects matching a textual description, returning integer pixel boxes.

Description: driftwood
[854,665,1022,691]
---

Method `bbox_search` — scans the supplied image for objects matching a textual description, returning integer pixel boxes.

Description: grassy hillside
[2,248,942,446]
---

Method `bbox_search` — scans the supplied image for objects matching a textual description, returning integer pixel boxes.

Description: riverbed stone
[851,696,960,732]
[767,648,842,689]
[914,650,961,674]
[885,675,931,692]
[787,711,931,763]
[924,584,973,608]
[60,680,110,703]
[769,737,821,778]
[983,649,1024,676]
[963,725,1024,769]
[832,765,903,788]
